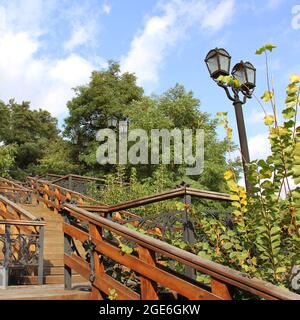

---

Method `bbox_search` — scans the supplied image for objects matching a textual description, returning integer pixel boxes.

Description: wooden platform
[0,284,91,300]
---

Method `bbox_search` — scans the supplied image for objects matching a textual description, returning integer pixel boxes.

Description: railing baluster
[138,245,159,300]
[89,223,104,300]
[63,212,72,290]
[38,225,45,285]
[182,193,196,280]
[211,278,232,300]
[3,224,11,287]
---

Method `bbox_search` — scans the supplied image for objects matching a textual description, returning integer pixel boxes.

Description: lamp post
[205,48,256,193]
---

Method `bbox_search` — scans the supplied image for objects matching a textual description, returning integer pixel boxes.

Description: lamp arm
[217,83,236,102]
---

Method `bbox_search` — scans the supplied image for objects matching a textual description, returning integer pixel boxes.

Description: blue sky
[0,0,299,161]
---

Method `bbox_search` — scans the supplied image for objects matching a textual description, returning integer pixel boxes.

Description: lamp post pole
[233,100,251,192]
[205,48,256,194]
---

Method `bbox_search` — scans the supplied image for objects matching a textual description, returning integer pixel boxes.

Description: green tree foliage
[127,84,232,191]
[64,61,144,173]
[0,99,60,178]
[34,138,80,175]
[64,63,231,192]
[0,144,17,177]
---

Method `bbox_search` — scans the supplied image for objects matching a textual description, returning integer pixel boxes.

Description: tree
[64,61,144,174]
[127,84,232,191]
[0,99,60,178]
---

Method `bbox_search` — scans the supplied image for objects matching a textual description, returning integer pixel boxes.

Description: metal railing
[0,195,45,287]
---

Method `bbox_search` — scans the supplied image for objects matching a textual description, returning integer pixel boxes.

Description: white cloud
[121,0,235,87]
[0,28,95,116]
[0,1,103,117]
[64,26,89,51]
[102,3,111,15]
[248,109,266,124]
[201,0,235,31]
[248,132,271,160]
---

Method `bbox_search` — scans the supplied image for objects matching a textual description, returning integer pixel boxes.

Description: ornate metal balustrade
[0,220,45,287]
[0,195,45,287]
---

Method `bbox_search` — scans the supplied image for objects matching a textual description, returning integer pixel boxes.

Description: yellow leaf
[289,74,300,83]
[227,180,239,192]
[261,91,273,102]
[264,114,275,126]
[251,257,257,266]
[224,170,234,181]
[230,195,240,201]
[227,127,233,140]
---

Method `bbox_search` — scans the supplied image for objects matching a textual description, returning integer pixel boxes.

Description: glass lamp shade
[244,61,256,90]
[107,116,118,128]
[205,48,231,79]
[232,61,256,93]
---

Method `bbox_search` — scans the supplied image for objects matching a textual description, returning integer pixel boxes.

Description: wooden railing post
[68,176,73,191]
[37,225,44,285]
[89,223,105,300]
[182,193,196,280]
[138,246,159,300]
[63,212,72,290]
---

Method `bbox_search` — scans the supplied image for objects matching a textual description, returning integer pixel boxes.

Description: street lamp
[107,116,118,129]
[205,48,256,193]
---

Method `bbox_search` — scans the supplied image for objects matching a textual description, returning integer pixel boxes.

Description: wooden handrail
[0,195,37,221]
[63,203,300,300]
[0,177,32,192]
[0,219,45,226]
[27,177,98,204]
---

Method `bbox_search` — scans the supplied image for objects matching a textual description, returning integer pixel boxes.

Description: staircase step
[14,274,87,285]
[0,284,91,300]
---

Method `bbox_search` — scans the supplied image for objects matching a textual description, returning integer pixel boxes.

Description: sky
[0,0,299,161]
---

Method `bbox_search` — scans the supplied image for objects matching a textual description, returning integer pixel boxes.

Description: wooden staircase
[1,175,300,300]
[16,201,87,286]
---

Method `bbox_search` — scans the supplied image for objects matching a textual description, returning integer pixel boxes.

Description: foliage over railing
[213,45,300,291]
[28,175,300,300]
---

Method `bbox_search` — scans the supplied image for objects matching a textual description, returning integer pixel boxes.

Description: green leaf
[282,108,296,120]
[256,44,276,55]
[223,242,233,250]
[265,44,277,52]
[276,267,287,273]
